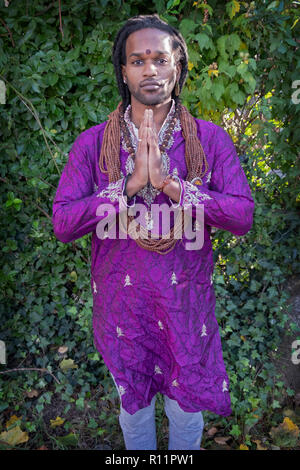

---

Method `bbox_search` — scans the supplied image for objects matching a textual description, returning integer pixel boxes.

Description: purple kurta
[52,110,254,416]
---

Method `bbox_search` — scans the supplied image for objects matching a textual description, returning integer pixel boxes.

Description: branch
[0,17,15,47]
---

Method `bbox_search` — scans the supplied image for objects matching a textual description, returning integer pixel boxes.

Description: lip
[140,81,162,90]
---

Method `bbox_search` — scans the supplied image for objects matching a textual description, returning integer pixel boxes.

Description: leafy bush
[0,0,299,450]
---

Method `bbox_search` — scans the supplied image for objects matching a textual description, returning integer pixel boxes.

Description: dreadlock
[99,14,209,255]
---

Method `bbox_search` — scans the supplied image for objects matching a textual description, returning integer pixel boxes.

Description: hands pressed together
[133,108,167,190]
[124,108,181,204]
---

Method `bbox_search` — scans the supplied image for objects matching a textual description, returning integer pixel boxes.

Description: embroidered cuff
[96,178,124,202]
[180,180,213,208]
[96,176,136,211]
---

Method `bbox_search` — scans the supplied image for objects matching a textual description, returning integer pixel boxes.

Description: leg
[110,371,157,450]
[119,395,157,450]
[164,395,204,450]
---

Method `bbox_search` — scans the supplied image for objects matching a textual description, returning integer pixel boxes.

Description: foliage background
[0,0,299,450]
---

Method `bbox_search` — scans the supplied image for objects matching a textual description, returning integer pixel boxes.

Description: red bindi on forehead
[145,49,151,55]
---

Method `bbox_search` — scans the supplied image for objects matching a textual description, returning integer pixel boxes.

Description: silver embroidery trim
[182,180,212,207]
[96,178,124,202]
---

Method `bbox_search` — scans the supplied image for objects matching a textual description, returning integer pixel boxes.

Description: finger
[149,109,158,136]
[148,109,154,131]
[137,126,149,157]
[146,108,151,128]
[138,126,147,149]
[138,111,148,141]
[148,128,159,150]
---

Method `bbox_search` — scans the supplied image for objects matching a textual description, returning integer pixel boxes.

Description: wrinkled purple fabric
[52,117,254,416]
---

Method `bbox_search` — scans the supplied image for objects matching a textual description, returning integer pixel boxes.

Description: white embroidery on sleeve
[182,180,212,208]
[97,178,124,202]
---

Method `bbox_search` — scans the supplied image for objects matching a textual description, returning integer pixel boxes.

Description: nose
[143,60,158,77]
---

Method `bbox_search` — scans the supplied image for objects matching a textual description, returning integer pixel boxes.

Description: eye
[157,58,168,64]
[132,59,143,65]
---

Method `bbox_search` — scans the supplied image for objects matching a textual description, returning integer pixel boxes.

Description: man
[52,14,254,450]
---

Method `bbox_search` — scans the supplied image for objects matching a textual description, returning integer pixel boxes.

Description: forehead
[125,28,174,56]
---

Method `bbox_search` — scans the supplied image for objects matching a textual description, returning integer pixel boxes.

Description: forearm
[178,179,254,236]
[53,177,130,243]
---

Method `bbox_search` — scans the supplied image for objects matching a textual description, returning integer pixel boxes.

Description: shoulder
[193,118,236,157]
[71,121,108,151]
[194,118,232,142]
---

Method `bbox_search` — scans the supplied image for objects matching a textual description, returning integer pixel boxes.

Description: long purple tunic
[52,107,254,416]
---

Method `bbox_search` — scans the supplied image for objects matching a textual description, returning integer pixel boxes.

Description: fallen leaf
[253,439,268,450]
[214,436,231,445]
[56,432,78,447]
[26,389,39,398]
[207,426,218,437]
[59,358,78,370]
[270,417,299,448]
[5,415,20,428]
[0,426,29,446]
[50,416,65,428]
[209,441,232,450]
[58,346,68,354]
[239,444,249,450]
[282,417,299,435]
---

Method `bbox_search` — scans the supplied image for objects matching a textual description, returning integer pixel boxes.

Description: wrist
[155,173,173,192]
[125,172,147,198]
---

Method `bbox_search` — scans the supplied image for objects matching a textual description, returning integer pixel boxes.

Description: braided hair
[112,14,189,112]
[99,14,208,255]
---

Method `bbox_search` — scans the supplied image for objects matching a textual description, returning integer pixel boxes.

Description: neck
[130,97,173,132]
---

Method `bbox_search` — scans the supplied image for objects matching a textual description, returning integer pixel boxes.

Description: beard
[126,78,176,106]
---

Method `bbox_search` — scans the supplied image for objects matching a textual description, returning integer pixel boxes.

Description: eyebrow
[128,50,170,58]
